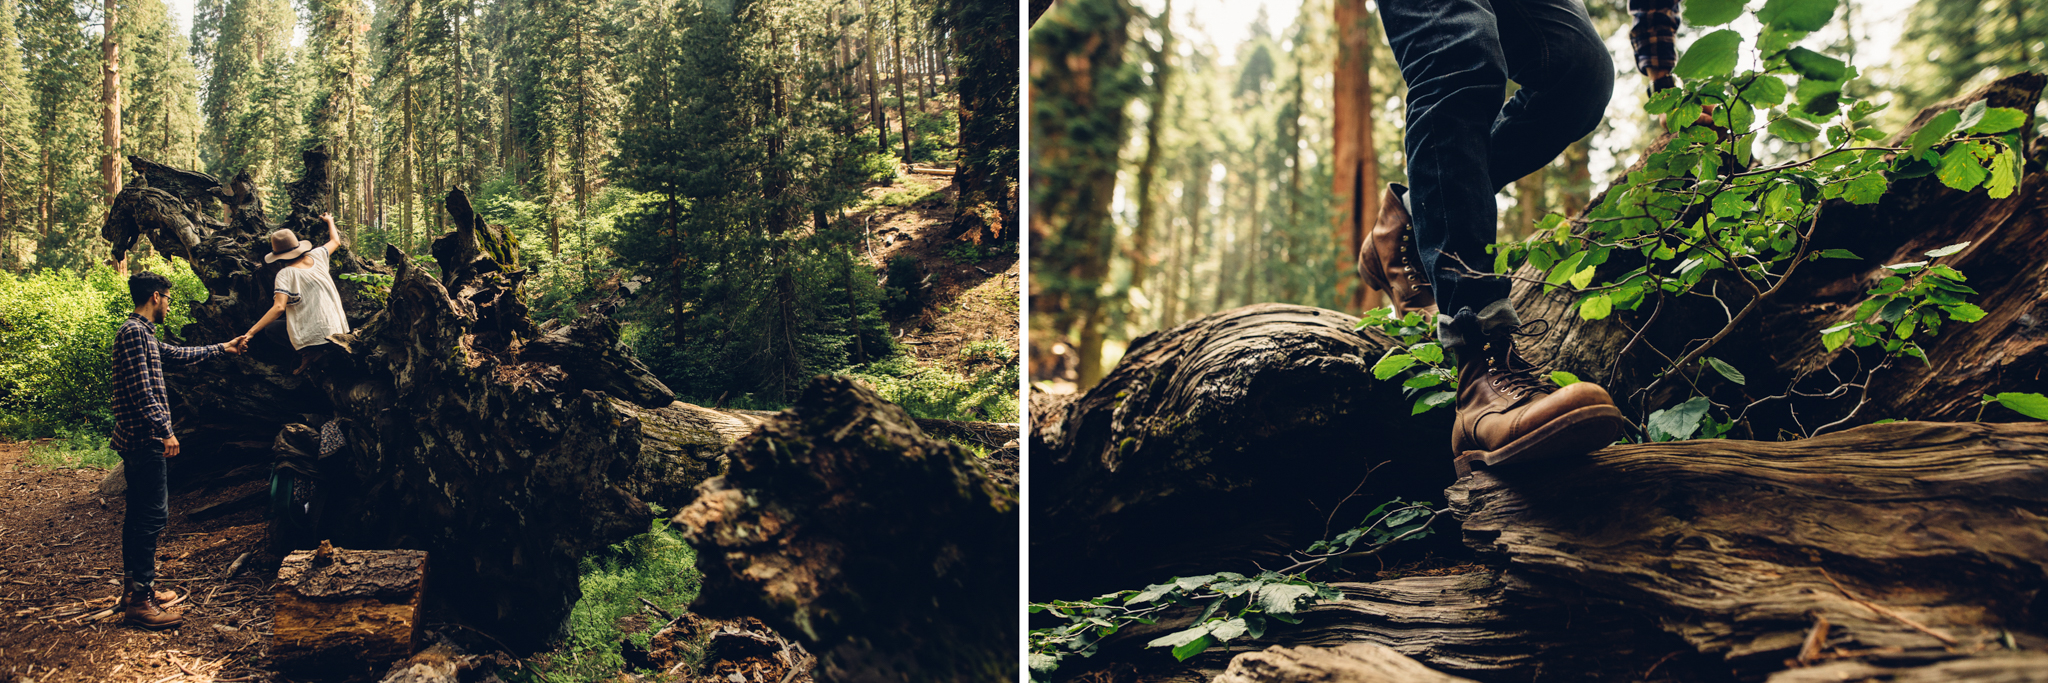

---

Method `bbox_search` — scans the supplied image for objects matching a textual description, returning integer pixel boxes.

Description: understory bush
[0,256,203,439]
[847,354,1020,422]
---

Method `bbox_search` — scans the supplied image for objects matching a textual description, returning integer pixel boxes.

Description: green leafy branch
[1026,496,1444,681]
[1472,0,2022,440]
[1355,308,1459,415]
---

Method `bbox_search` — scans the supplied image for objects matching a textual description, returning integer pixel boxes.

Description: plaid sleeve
[1630,0,1680,93]
[157,339,225,366]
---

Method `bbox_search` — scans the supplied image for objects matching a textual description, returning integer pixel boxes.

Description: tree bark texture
[1064,422,2048,683]
[672,376,1018,683]
[1214,643,1478,683]
[271,544,428,681]
[1031,74,2048,682]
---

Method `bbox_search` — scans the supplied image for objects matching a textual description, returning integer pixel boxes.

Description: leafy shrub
[857,151,902,184]
[846,355,1019,422]
[0,256,203,439]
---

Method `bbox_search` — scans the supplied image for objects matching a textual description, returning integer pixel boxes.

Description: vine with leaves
[1362,0,2027,441]
[1025,491,1444,681]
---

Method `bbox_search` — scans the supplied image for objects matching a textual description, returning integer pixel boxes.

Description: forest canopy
[0,0,1022,434]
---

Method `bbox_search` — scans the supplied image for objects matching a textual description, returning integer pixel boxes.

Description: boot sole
[1455,405,1629,478]
[123,615,185,630]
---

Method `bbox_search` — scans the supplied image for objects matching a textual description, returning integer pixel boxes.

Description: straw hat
[265,229,313,264]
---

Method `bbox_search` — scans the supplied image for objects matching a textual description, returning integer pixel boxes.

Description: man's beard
[150,305,165,325]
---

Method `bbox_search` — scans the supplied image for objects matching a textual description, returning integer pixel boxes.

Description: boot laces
[1480,320,1553,399]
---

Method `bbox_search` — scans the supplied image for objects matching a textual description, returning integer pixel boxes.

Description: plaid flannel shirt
[1630,0,1680,94]
[110,313,226,451]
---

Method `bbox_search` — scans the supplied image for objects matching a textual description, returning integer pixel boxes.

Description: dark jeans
[1380,0,1614,327]
[119,439,168,584]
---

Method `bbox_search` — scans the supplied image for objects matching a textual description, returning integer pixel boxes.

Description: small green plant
[515,512,705,683]
[958,339,1014,367]
[1980,392,2048,420]
[942,241,996,265]
[1354,308,1459,415]
[336,272,395,303]
[857,151,902,184]
[1027,497,1443,680]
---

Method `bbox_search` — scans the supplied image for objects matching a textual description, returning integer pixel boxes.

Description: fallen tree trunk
[1031,75,2048,682]
[1063,422,2048,682]
[673,376,1019,683]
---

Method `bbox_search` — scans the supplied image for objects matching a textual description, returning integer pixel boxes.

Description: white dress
[272,246,350,350]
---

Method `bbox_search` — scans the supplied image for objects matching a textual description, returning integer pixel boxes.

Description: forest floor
[855,168,1021,386]
[0,440,280,683]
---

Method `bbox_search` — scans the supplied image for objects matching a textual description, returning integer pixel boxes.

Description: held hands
[224,334,251,354]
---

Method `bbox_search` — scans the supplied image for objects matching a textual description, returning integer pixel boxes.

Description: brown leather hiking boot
[1356,184,1436,316]
[1451,336,1630,477]
[123,579,184,630]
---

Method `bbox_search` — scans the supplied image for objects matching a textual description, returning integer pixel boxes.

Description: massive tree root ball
[100,148,775,651]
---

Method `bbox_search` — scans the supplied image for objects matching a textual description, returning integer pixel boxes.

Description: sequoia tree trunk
[1031,74,2048,682]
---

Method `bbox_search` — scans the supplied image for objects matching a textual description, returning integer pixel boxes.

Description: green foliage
[1028,499,1440,680]
[1489,2,2015,439]
[875,184,943,208]
[1354,307,1458,415]
[336,272,395,303]
[846,355,1019,422]
[857,151,903,184]
[1981,392,2048,421]
[518,514,705,683]
[906,106,961,164]
[24,427,121,470]
[0,256,203,439]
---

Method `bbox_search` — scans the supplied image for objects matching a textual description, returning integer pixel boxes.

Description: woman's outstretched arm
[242,291,291,345]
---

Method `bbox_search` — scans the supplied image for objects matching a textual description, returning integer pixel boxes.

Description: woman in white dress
[239,213,351,374]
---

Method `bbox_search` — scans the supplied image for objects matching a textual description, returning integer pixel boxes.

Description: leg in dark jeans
[120,440,168,584]
[1378,0,1613,344]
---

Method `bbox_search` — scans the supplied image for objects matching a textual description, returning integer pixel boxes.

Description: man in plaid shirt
[1356,0,1681,475]
[109,271,245,629]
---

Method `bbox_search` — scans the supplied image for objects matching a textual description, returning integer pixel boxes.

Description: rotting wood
[271,543,427,682]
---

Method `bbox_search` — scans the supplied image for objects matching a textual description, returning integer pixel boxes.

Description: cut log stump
[273,542,429,681]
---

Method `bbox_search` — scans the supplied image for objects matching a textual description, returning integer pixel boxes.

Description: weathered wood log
[1214,644,1478,683]
[672,375,1018,683]
[1059,422,2048,682]
[1030,303,1427,600]
[272,543,428,682]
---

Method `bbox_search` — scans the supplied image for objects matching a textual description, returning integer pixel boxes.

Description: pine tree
[122,0,202,169]
[19,0,103,271]
[203,0,295,181]
[0,0,41,270]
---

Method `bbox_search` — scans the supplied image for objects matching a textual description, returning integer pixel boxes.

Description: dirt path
[0,441,279,682]
[854,171,1021,377]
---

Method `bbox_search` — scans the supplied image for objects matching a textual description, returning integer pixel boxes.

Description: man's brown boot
[1356,183,1436,316]
[1450,333,1630,477]
[123,579,184,630]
